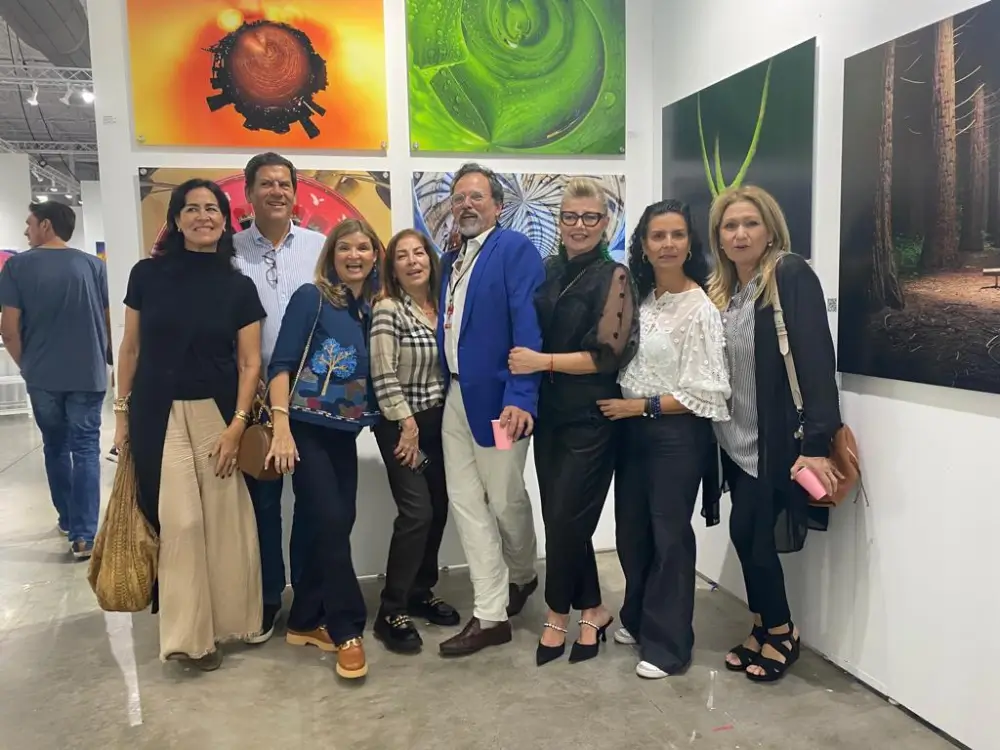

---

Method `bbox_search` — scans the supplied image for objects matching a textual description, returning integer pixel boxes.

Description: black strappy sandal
[746,627,800,683]
[725,624,768,672]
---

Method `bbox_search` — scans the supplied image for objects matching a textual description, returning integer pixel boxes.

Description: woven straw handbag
[87,441,159,612]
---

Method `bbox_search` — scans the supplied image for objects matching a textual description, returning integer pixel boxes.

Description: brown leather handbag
[238,295,323,480]
[772,282,862,508]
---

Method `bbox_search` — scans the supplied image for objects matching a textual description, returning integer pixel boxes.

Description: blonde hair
[561,176,608,214]
[315,219,383,308]
[706,185,792,310]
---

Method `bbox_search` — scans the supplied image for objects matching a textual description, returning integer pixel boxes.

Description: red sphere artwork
[151,175,366,251]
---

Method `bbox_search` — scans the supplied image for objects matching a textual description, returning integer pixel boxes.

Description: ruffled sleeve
[582,263,639,373]
[673,300,731,421]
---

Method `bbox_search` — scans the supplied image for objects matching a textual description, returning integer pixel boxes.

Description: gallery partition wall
[87,0,657,576]
[653,1,1000,748]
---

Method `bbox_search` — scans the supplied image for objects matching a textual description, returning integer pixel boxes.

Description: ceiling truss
[0,136,79,193]
[0,63,92,89]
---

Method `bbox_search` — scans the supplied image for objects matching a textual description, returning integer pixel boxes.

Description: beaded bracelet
[646,396,662,418]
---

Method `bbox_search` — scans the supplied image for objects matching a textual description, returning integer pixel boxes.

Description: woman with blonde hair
[707,185,842,683]
[369,228,460,654]
[264,218,381,680]
[507,176,639,665]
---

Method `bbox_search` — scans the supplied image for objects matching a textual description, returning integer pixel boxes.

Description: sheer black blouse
[534,246,639,424]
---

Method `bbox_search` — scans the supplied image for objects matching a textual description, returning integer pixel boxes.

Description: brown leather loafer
[439,617,512,657]
[507,576,539,616]
[336,637,368,679]
[286,625,337,653]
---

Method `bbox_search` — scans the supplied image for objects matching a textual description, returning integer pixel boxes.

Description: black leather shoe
[439,618,512,657]
[373,612,423,654]
[507,576,538,616]
[408,595,460,626]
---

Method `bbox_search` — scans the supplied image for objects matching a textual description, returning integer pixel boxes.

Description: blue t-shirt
[0,247,109,392]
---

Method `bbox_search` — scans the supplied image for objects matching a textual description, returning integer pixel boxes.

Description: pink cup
[794,466,827,501]
[491,419,513,450]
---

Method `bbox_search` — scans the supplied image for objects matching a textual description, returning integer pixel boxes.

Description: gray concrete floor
[0,413,954,750]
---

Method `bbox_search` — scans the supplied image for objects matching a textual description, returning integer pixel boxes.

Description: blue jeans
[244,474,308,606]
[29,389,104,543]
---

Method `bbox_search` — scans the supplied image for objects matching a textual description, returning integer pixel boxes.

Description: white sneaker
[636,660,669,679]
[613,627,637,645]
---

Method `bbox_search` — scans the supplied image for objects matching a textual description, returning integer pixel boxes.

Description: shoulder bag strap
[769,276,806,435]
[256,290,324,421]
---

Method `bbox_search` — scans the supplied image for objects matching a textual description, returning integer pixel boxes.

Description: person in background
[506,177,638,666]
[600,200,730,679]
[233,152,327,643]
[370,229,459,654]
[264,218,381,680]
[436,163,544,658]
[708,185,842,683]
[0,201,111,559]
[114,179,265,670]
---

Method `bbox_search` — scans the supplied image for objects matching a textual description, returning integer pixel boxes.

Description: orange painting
[125,0,387,149]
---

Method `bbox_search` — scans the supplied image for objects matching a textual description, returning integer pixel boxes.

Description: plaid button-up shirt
[369,294,445,421]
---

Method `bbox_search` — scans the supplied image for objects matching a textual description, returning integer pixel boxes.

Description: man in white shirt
[232,152,326,643]
[435,163,545,657]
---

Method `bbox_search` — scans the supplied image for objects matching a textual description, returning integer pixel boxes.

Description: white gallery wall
[0,154,31,250]
[87,0,656,575]
[652,1,1000,748]
[80,181,105,256]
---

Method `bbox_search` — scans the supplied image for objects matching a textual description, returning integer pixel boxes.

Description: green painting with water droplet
[405,0,626,154]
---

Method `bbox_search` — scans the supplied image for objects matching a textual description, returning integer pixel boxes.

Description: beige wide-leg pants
[157,400,262,661]
[441,382,537,623]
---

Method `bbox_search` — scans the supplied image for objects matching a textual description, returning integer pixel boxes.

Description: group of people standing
[0,151,843,686]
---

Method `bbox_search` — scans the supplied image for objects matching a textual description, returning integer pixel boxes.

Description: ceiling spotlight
[59,85,72,106]
[80,89,94,104]
[35,195,49,203]
[64,193,73,199]
[26,85,38,106]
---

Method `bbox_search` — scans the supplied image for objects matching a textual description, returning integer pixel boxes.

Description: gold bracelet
[113,395,130,414]
[271,405,289,415]
[234,409,251,424]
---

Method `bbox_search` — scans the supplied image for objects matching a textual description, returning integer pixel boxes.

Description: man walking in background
[0,202,110,560]
[233,152,326,643]
[436,163,544,657]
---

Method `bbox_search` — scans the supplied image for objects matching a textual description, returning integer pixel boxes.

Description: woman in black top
[508,177,638,666]
[113,179,266,671]
[707,185,843,683]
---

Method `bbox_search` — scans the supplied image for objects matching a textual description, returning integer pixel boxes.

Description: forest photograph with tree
[838,0,1000,395]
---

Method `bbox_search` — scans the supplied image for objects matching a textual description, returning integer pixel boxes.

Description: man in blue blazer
[436,163,544,657]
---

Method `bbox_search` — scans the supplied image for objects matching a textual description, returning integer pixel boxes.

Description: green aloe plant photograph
[662,39,816,258]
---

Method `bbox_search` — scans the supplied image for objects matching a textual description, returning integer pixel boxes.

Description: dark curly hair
[627,199,709,299]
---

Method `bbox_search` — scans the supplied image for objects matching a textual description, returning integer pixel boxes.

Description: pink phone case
[794,466,827,500]
[491,419,512,450]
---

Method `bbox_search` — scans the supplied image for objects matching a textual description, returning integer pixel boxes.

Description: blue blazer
[437,226,545,447]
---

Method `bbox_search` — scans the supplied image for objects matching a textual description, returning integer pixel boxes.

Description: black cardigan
[711,254,842,552]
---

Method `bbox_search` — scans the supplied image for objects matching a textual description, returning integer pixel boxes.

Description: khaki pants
[441,382,537,623]
[157,400,262,660]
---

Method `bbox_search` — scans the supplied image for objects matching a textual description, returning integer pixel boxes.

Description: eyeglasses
[560,211,606,228]
[450,191,489,206]
[263,249,278,287]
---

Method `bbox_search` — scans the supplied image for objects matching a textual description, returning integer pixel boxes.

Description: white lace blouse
[618,287,731,422]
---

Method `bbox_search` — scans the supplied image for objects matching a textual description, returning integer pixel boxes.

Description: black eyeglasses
[263,249,278,287]
[560,211,606,228]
